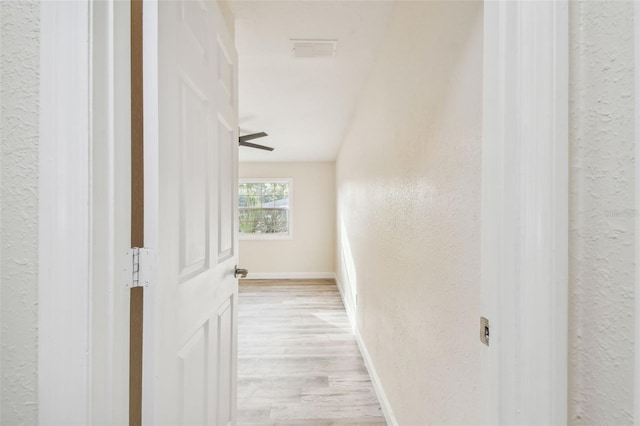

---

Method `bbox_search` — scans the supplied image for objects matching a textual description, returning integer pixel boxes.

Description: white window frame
[239,178,293,240]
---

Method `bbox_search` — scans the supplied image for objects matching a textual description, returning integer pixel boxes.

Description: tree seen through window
[239,181,290,235]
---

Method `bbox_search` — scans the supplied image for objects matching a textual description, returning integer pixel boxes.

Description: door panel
[214,298,234,426]
[179,82,210,279]
[218,119,235,261]
[178,325,208,425]
[149,0,238,424]
[217,38,234,105]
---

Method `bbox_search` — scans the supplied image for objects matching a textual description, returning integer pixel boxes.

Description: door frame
[90,1,133,424]
[481,1,569,424]
[39,1,131,423]
[635,0,640,420]
[141,0,159,423]
[38,2,92,423]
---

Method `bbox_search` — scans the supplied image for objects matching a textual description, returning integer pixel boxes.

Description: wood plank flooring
[237,279,386,426]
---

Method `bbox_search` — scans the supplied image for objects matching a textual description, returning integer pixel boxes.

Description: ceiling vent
[290,39,337,58]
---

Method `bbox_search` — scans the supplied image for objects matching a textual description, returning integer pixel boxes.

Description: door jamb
[129,0,145,424]
[141,0,159,424]
[634,0,640,420]
[90,1,132,424]
[481,1,569,423]
[38,2,91,423]
[39,1,135,424]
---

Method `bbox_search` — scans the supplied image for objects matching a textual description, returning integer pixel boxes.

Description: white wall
[239,162,335,277]
[569,1,636,424]
[335,2,483,424]
[0,1,40,423]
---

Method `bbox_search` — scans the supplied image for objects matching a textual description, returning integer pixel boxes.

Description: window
[239,179,292,239]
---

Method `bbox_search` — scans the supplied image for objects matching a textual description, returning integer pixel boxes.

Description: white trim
[239,177,292,183]
[0,5,3,421]
[635,0,640,420]
[239,177,293,240]
[353,328,397,426]
[238,233,293,241]
[243,272,335,280]
[142,0,159,424]
[88,2,132,423]
[92,0,112,419]
[334,276,397,426]
[481,1,568,424]
[90,0,116,423]
[335,275,355,328]
[39,1,92,424]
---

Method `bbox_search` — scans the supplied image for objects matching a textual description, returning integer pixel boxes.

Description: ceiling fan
[238,132,274,151]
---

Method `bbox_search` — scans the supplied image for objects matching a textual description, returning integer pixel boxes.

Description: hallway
[2,0,638,424]
[237,280,386,425]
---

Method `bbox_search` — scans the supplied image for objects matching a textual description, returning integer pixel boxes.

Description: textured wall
[0,1,40,424]
[239,162,335,275]
[335,2,483,424]
[568,2,636,424]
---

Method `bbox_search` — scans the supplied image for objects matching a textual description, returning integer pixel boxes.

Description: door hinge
[124,247,155,288]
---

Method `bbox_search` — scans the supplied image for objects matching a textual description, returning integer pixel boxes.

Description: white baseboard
[334,277,398,426]
[243,272,336,280]
[335,276,355,328]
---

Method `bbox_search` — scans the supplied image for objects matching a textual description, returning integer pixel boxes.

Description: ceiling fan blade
[239,141,274,151]
[239,132,268,143]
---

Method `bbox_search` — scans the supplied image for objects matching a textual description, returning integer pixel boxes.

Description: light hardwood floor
[237,279,387,426]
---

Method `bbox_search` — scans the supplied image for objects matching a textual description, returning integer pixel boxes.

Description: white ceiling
[229,0,394,162]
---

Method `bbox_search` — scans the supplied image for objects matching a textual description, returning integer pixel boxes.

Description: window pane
[239,208,288,234]
[239,180,290,236]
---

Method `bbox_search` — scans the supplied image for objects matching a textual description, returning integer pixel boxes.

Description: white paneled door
[144,1,239,424]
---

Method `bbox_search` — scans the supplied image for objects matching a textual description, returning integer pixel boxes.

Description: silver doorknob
[234,266,248,279]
